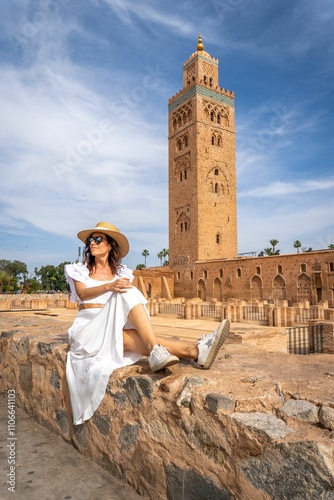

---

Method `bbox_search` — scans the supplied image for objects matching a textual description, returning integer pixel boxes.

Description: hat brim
[77,227,129,258]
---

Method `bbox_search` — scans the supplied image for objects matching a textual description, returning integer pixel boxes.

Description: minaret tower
[168,35,237,275]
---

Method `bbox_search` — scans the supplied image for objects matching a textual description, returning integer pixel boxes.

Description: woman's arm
[74,277,133,301]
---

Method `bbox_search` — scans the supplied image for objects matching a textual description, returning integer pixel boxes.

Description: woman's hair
[82,234,122,274]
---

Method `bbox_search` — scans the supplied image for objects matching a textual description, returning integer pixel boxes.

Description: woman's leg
[125,304,230,370]
[123,327,198,359]
[126,303,158,352]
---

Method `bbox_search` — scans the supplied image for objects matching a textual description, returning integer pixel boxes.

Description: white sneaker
[148,344,179,372]
[197,319,230,369]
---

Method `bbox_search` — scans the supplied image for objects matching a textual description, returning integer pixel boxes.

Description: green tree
[136,264,145,270]
[328,244,334,249]
[0,259,28,282]
[0,260,28,291]
[24,277,41,294]
[258,240,280,256]
[269,239,279,254]
[0,271,17,293]
[142,249,149,267]
[157,251,163,266]
[35,262,70,291]
[293,240,302,253]
[0,260,11,271]
[162,248,169,264]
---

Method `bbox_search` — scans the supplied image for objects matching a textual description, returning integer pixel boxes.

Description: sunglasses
[87,236,106,245]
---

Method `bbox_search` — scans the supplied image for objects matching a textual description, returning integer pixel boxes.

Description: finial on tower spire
[197,33,204,51]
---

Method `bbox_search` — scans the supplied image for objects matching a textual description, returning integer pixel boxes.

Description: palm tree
[259,240,280,256]
[142,249,149,267]
[161,248,169,264]
[269,239,279,253]
[293,240,302,253]
[157,251,163,266]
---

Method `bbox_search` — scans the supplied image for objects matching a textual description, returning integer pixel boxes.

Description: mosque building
[134,36,334,305]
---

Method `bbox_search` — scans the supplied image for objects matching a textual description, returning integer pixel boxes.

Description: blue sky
[1,0,333,274]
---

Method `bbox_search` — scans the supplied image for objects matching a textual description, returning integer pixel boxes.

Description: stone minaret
[168,35,237,274]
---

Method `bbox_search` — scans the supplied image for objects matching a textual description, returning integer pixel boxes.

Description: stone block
[240,441,334,498]
[231,412,294,441]
[165,463,231,500]
[56,408,69,434]
[92,413,111,436]
[176,376,205,407]
[280,399,319,424]
[19,364,33,396]
[205,393,235,414]
[119,423,139,451]
[319,406,334,431]
[122,375,153,405]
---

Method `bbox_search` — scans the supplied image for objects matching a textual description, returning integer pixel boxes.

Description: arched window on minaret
[184,135,188,148]
[209,77,213,87]
[178,116,182,128]
[217,136,222,147]
[184,170,187,180]
[217,114,221,124]
[216,233,220,244]
[173,119,177,132]
[185,222,188,231]
[211,135,215,145]
[214,168,219,176]
[180,223,183,232]
[210,111,215,122]
[204,75,207,84]
[214,183,219,194]
[180,172,183,182]
[177,139,182,151]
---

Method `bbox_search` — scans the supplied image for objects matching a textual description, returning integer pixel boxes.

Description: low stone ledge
[1,315,334,499]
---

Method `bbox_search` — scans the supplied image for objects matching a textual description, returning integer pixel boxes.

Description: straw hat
[77,222,129,258]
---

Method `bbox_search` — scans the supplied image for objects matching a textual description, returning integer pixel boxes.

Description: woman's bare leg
[127,304,158,352]
[123,328,198,359]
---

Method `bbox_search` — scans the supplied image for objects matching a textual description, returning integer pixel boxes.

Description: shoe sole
[203,319,230,369]
[150,355,179,372]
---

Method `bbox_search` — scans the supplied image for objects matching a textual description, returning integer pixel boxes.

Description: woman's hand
[109,278,132,293]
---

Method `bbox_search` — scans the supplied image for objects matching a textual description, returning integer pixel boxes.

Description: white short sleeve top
[64,262,134,304]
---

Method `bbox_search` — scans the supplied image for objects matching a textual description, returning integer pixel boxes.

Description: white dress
[64,262,147,425]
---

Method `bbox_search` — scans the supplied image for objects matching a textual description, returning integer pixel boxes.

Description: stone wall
[0,293,72,310]
[1,313,334,498]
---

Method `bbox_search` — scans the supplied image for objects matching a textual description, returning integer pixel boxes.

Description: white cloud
[239,177,334,198]
[0,0,333,273]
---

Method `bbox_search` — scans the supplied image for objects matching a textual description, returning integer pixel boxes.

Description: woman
[65,221,230,425]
